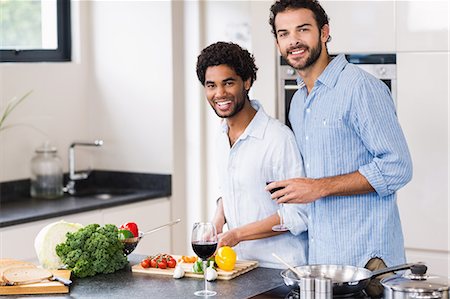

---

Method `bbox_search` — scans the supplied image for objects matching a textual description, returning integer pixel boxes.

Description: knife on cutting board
[2,267,72,286]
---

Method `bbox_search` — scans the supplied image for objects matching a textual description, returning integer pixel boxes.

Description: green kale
[56,224,128,278]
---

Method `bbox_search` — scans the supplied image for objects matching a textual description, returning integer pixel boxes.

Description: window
[0,0,71,62]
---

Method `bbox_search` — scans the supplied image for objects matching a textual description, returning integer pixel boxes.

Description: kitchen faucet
[64,140,103,195]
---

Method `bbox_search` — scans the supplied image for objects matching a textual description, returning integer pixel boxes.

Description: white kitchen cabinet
[396,1,449,52]
[396,52,449,276]
[103,198,171,255]
[0,210,101,261]
[0,198,171,262]
[322,1,395,54]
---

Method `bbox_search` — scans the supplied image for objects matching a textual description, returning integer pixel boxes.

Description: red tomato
[150,259,157,268]
[157,259,167,269]
[120,222,139,237]
[167,259,176,268]
[141,259,150,268]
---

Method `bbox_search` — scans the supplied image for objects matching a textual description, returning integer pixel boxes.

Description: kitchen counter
[0,171,171,228]
[0,255,286,299]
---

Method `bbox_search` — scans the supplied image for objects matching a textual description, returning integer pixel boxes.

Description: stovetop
[250,284,376,299]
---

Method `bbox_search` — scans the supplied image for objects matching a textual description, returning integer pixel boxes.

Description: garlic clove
[173,264,185,279]
[205,267,218,281]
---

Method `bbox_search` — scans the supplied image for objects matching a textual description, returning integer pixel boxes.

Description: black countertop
[0,255,286,299]
[0,171,171,228]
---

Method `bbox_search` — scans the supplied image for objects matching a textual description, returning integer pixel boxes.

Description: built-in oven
[277,54,397,128]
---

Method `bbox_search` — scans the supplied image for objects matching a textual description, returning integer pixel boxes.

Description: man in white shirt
[196,41,308,268]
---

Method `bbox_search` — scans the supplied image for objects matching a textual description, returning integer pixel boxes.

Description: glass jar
[30,142,63,199]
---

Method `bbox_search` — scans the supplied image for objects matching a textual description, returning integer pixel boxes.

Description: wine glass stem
[203,260,208,292]
[280,204,284,226]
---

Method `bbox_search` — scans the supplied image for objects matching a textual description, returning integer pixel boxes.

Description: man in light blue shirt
[267,0,412,296]
[196,41,308,268]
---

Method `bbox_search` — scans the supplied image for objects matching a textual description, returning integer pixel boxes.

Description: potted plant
[0,90,33,132]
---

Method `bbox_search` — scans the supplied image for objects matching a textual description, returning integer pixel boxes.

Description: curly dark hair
[196,41,258,87]
[269,0,330,39]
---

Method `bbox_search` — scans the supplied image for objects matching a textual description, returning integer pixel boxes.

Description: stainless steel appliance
[277,54,397,128]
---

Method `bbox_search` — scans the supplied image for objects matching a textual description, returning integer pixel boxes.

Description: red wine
[266,181,284,194]
[192,241,217,260]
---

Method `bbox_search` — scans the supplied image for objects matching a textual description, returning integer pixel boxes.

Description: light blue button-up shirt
[289,54,412,267]
[216,100,308,268]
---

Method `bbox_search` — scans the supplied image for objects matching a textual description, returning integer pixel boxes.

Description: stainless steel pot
[281,263,417,296]
[381,264,449,299]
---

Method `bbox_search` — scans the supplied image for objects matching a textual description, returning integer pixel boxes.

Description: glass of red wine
[265,167,296,232]
[191,222,218,297]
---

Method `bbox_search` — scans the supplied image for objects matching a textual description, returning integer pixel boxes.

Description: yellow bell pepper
[215,246,237,271]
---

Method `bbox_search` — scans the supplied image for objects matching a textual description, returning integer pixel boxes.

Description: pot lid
[35,141,57,153]
[381,266,449,293]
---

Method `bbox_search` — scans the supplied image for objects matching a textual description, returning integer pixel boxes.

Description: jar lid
[381,272,449,293]
[35,142,57,153]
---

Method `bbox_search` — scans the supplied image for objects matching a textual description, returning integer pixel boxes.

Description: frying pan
[281,263,417,296]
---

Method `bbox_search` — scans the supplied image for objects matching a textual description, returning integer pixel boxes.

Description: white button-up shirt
[216,100,308,269]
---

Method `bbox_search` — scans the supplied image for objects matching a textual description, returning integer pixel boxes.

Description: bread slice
[2,266,52,285]
[0,259,37,285]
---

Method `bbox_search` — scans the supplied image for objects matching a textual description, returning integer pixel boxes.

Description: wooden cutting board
[132,255,258,280]
[0,269,71,295]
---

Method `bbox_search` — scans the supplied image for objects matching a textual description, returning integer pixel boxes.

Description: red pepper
[120,222,139,237]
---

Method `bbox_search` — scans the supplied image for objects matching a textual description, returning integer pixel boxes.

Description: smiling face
[204,64,251,119]
[275,8,329,71]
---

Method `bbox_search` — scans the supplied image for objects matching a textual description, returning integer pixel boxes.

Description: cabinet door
[396,1,449,52]
[102,198,171,255]
[396,52,448,252]
[0,210,101,261]
[322,0,395,53]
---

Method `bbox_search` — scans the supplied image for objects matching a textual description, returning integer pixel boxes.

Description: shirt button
[306,108,311,113]
[311,238,314,243]
[306,163,310,168]
[305,136,309,140]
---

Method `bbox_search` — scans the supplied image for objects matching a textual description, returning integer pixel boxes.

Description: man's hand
[266,171,374,204]
[266,177,324,204]
[218,229,240,248]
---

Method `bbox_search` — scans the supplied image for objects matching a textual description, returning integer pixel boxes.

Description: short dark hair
[196,41,258,87]
[269,0,330,38]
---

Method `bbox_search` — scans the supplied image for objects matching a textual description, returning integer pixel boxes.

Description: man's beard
[285,38,322,71]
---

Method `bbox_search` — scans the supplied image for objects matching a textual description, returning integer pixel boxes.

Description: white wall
[0,1,173,182]
[0,1,90,181]
[86,1,173,174]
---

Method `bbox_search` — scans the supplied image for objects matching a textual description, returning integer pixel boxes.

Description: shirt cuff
[358,163,390,197]
[280,204,308,236]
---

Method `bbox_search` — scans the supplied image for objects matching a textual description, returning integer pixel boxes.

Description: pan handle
[370,262,418,278]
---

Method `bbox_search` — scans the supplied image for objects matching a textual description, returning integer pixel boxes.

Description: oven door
[278,63,299,129]
[282,80,298,129]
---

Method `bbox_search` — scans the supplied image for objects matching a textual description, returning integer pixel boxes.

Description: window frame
[0,0,71,63]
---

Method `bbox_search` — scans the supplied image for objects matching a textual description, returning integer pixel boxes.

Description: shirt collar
[295,54,348,89]
[220,99,269,140]
[317,54,348,88]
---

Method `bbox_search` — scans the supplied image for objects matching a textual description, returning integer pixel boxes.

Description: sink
[68,189,137,200]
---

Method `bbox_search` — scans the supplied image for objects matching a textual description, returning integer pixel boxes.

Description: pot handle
[370,263,418,278]
[410,292,442,299]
